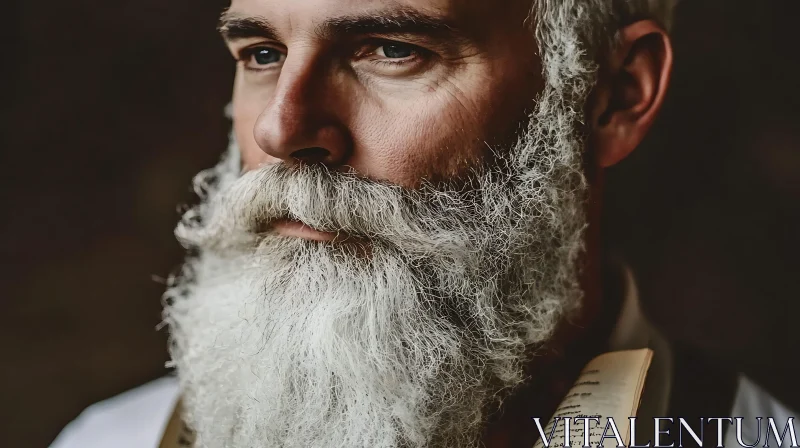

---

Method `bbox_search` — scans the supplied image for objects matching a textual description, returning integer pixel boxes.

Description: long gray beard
[163,50,594,446]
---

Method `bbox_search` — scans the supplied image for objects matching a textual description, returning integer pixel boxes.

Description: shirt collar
[608,264,674,418]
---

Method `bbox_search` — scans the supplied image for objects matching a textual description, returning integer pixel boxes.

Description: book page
[532,348,653,448]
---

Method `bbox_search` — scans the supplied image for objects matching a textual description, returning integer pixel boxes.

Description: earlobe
[591,20,674,168]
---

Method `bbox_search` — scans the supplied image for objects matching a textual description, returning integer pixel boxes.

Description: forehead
[226,0,531,35]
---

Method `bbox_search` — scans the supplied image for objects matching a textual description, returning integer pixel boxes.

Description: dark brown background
[2,1,798,447]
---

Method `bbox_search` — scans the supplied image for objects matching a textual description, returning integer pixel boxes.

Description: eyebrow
[218,13,279,41]
[218,8,467,43]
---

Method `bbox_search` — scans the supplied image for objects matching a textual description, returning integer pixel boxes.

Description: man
[51,0,797,447]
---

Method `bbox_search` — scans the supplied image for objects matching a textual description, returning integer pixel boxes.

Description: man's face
[227,0,540,185]
[165,0,593,447]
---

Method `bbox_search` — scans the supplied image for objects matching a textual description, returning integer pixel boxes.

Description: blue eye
[253,47,282,65]
[380,44,415,59]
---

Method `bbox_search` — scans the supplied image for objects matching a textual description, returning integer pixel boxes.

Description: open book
[532,348,654,448]
[160,349,653,448]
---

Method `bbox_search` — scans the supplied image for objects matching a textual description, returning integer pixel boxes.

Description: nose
[253,57,351,166]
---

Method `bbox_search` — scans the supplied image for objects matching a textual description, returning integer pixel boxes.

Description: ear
[588,20,674,168]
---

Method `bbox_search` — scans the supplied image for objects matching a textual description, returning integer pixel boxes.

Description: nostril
[290,146,331,164]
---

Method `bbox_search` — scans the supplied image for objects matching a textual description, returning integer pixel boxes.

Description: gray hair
[531,0,676,64]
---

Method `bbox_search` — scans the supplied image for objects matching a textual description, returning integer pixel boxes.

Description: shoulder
[50,376,180,448]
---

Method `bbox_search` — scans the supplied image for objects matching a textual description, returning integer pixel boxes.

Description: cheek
[347,100,481,187]
[348,80,526,187]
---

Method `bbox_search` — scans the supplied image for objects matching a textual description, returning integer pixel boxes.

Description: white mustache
[178,162,511,256]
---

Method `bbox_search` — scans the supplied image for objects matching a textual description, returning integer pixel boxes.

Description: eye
[357,40,431,75]
[240,46,285,70]
[376,43,416,59]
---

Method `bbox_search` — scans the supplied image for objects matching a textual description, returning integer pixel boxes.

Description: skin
[220,0,673,445]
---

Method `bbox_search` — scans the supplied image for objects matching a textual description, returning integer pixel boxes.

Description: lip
[271,218,339,242]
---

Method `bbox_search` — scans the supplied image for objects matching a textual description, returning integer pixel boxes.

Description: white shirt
[726,376,798,448]
[50,376,180,448]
